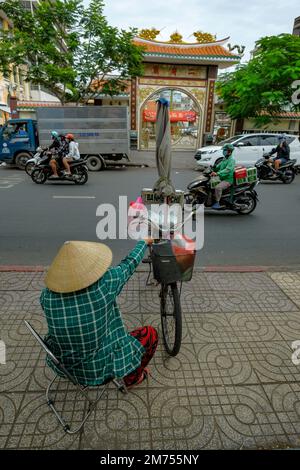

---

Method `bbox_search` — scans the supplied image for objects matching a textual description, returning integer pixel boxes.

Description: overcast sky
[84,0,299,63]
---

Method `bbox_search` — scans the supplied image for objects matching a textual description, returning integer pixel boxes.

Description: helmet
[278,134,286,142]
[51,131,59,139]
[222,143,235,152]
[65,133,74,141]
[222,143,234,157]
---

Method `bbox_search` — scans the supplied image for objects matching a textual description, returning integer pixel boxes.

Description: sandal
[125,368,150,390]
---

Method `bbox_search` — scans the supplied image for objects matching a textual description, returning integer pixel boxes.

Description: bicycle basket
[151,239,196,283]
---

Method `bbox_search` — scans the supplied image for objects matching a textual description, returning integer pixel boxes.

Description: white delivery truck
[36,106,130,171]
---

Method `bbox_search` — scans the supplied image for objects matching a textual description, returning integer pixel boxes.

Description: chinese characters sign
[205,80,215,133]
[143,63,206,79]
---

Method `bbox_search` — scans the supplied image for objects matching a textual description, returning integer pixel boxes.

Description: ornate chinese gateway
[131,34,240,150]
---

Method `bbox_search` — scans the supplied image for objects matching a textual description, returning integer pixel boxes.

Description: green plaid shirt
[40,241,147,386]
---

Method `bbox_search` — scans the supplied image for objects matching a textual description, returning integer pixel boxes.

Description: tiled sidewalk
[1,270,300,450]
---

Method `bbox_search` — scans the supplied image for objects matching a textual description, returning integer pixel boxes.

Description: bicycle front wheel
[160,282,182,356]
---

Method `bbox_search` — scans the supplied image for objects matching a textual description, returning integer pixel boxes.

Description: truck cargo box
[36,106,130,161]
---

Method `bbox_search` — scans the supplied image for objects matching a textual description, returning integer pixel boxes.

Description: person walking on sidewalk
[40,239,158,389]
[211,143,236,210]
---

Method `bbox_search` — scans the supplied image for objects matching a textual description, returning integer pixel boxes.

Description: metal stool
[24,320,127,434]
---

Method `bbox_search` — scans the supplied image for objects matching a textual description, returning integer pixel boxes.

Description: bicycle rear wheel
[160,282,182,356]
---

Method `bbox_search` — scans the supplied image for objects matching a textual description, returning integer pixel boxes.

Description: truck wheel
[15,153,31,170]
[86,155,104,172]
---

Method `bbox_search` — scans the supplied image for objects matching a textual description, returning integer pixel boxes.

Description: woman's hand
[143,237,154,246]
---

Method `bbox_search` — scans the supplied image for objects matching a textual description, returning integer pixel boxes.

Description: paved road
[0,165,300,267]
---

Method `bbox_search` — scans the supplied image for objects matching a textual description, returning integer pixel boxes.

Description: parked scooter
[31,152,88,185]
[255,153,297,184]
[25,147,47,176]
[185,167,258,215]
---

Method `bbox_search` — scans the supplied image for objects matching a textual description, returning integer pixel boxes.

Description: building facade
[233,113,300,137]
[0,0,61,123]
[293,16,300,36]
[130,36,240,150]
[0,9,31,123]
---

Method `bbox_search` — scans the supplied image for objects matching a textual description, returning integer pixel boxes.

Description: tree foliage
[74,0,144,102]
[0,0,81,103]
[0,0,144,103]
[216,34,300,127]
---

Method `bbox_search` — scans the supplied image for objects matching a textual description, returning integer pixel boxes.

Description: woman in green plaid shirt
[40,239,158,388]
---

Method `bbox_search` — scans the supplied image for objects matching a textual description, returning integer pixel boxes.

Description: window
[259,135,278,146]
[3,124,15,139]
[12,122,29,138]
[286,136,295,144]
[19,71,25,87]
[219,135,243,145]
[240,136,260,146]
[33,122,39,145]
[12,67,18,84]
[20,1,34,11]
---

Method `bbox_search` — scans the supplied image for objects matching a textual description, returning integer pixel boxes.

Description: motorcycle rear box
[234,167,247,179]
[247,167,258,182]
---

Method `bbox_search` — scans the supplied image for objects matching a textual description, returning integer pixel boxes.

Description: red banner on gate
[143,109,197,122]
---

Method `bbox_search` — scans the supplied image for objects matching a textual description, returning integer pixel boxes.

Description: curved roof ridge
[134,36,230,48]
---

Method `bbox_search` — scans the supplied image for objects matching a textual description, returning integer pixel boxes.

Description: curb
[0,265,299,273]
[0,266,45,272]
[202,266,300,272]
[106,162,149,168]
[203,266,268,272]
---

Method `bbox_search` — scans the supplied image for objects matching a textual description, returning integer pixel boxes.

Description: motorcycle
[185,167,258,215]
[255,153,297,184]
[25,147,47,176]
[31,152,88,185]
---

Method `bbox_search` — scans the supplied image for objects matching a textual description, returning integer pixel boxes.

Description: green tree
[0,0,144,104]
[74,0,144,103]
[0,0,81,104]
[216,34,300,129]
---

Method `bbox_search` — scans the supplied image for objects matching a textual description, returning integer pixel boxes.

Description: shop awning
[143,109,197,123]
[0,104,11,114]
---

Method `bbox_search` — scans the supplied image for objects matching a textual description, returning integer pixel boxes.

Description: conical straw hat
[45,241,113,293]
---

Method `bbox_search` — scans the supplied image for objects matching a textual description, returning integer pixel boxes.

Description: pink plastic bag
[128,197,148,237]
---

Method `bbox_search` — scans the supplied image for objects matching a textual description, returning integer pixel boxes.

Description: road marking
[52,196,96,199]
[0,175,25,189]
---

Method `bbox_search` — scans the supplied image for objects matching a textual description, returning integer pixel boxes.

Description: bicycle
[143,242,183,356]
[140,204,196,357]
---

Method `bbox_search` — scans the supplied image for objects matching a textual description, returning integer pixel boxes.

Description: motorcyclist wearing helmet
[58,134,69,156]
[49,131,61,178]
[269,135,290,172]
[47,131,62,153]
[62,133,80,175]
[211,143,236,210]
